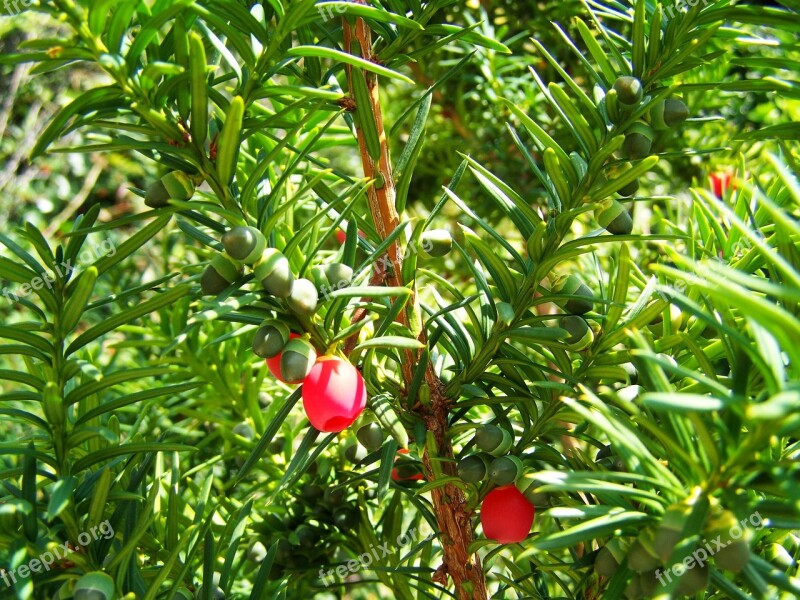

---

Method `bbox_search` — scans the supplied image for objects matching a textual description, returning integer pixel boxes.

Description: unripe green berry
[663,98,689,127]
[268,435,285,454]
[596,199,633,235]
[345,442,368,463]
[201,254,242,296]
[324,262,354,289]
[333,506,359,531]
[558,315,594,351]
[356,422,385,451]
[145,171,195,208]
[474,424,513,456]
[254,249,294,298]
[74,572,115,600]
[222,226,266,264]
[676,562,709,596]
[617,178,640,197]
[420,229,453,257]
[623,122,654,160]
[458,454,490,484]
[627,529,660,573]
[323,486,346,507]
[280,338,317,383]
[613,76,643,107]
[552,274,593,315]
[594,545,620,577]
[286,278,318,316]
[232,421,254,440]
[252,320,291,358]
[488,455,523,486]
[247,540,267,563]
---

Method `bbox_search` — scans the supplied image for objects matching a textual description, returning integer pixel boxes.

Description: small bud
[201,254,242,296]
[222,226,267,264]
[612,76,643,107]
[280,338,317,384]
[254,249,294,298]
[286,278,318,316]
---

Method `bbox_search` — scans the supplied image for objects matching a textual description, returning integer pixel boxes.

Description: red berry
[335,229,347,244]
[266,333,300,382]
[301,356,366,432]
[710,172,733,198]
[480,485,534,544]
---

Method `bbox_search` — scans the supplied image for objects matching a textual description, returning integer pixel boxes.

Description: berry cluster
[457,425,547,544]
[202,225,366,433]
[597,76,690,238]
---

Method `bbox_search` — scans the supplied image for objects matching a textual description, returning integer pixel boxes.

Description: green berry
[324,262,354,289]
[74,572,115,600]
[474,424,513,456]
[627,530,660,573]
[594,545,620,577]
[663,98,689,127]
[596,199,633,235]
[222,226,266,264]
[254,249,294,298]
[323,486,346,507]
[488,455,523,486]
[613,76,643,107]
[356,422,385,451]
[286,278,318,316]
[558,316,594,351]
[232,421,254,440]
[617,178,640,197]
[268,435,285,454]
[280,338,317,383]
[145,171,195,208]
[294,524,317,548]
[333,506,359,531]
[252,320,291,358]
[623,122,654,160]
[552,274,593,315]
[420,230,453,257]
[676,562,709,596]
[201,254,242,296]
[248,540,267,563]
[457,454,489,484]
[345,442,368,464]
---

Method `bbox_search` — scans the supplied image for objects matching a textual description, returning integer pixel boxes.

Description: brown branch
[343,15,488,600]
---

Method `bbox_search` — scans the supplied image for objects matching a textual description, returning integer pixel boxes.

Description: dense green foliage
[1,1,799,599]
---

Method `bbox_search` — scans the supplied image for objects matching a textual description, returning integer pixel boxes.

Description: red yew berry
[480,484,535,544]
[266,333,300,382]
[710,172,733,198]
[301,356,366,432]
